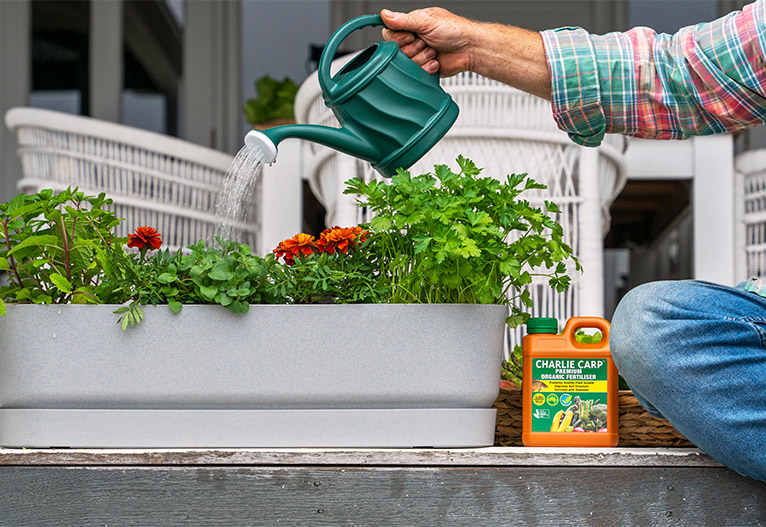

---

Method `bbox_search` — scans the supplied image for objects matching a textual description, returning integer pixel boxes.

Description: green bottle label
[530,358,608,433]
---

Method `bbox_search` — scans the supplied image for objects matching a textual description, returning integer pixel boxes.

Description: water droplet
[52,333,56,339]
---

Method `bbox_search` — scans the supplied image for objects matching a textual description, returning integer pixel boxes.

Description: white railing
[5,107,259,253]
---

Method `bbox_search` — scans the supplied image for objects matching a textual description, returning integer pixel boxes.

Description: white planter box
[0,304,505,448]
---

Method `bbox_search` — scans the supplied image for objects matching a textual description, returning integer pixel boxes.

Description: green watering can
[244,14,459,178]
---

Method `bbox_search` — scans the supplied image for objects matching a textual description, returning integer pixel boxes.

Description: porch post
[0,0,31,203]
[90,0,124,122]
[183,0,242,154]
[577,146,605,317]
[692,134,736,285]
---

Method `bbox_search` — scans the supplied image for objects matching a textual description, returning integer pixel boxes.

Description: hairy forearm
[468,23,552,100]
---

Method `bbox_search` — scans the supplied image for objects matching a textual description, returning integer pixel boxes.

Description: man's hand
[380,8,475,77]
[380,7,552,100]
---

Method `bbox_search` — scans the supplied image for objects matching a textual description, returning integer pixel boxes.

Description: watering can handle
[318,14,384,97]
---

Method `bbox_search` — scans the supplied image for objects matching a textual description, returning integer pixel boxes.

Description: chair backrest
[734,149,766,280]
[4,107,258,252]
[294,62,627,349]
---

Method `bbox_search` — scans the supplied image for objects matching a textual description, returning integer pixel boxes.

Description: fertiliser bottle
[522,317,619,447]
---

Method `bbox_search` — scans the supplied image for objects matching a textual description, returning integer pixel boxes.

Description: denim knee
[610,281,675,374]
[609,280,766,481]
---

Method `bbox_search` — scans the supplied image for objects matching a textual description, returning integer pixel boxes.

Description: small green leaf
[200,285,218,300]
[162,287,179,297]
[209,268,234,281]
[413,236,431,254]
[72,287,99,304]
[370,216,393,231]
[168,300,182,313]
[0,257,9,271]
[231,300,249,313]
[32,294,53,305]
[0,298,5,316]
[50,273,72,294]
[7,234,59,256]
[15,288,31,300]
[219,293,233,306]
[516,290,530,308]
[6,193,26,214]
[506,313,529,329]
[157,273,177,284]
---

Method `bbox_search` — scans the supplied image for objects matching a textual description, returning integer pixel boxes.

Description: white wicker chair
[734,149,766,280]
[294,62,627,348]
[4,107,258,252]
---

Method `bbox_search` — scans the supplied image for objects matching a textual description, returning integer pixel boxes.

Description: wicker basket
[493,384,693,447]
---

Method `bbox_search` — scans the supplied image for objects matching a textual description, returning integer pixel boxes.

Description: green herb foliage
[1,157,580,332]
[574,329,603,343]
[502,345,524,388]
[106,237,387,329]
[0,188,131,315]
[346,156,580,328]
[110,239,289,329]
[278,242,386,304]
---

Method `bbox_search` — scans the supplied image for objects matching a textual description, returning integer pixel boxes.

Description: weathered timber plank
[0,466,765,527]
[0,446,721,467]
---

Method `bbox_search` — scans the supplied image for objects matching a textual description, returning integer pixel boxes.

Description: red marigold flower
[128,226,162,251]
[273,233,316,265]
[316,225,368,255]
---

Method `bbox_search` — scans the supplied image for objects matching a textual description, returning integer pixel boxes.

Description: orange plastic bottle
[522,316,619,447]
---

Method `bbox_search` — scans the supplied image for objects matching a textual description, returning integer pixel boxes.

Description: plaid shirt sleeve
[541,0,766,147]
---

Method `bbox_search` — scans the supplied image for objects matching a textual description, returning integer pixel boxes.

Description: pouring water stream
[210,136,273,245]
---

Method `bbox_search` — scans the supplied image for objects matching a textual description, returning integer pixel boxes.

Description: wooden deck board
[0,446,721,467]
[1,447,764,526]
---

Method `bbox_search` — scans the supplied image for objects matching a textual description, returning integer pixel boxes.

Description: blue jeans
[611,280,766,481]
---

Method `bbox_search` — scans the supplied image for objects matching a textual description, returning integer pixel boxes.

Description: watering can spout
[245,125,379,165]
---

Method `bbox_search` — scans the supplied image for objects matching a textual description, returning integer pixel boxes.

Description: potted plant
[244,75,299,130]
[0,157,576,448]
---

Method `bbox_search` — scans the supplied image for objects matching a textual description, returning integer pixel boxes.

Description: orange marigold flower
[273,233,317,265]
[128,226,162,251]
[316,225,368,255]
[351,226,369,243]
